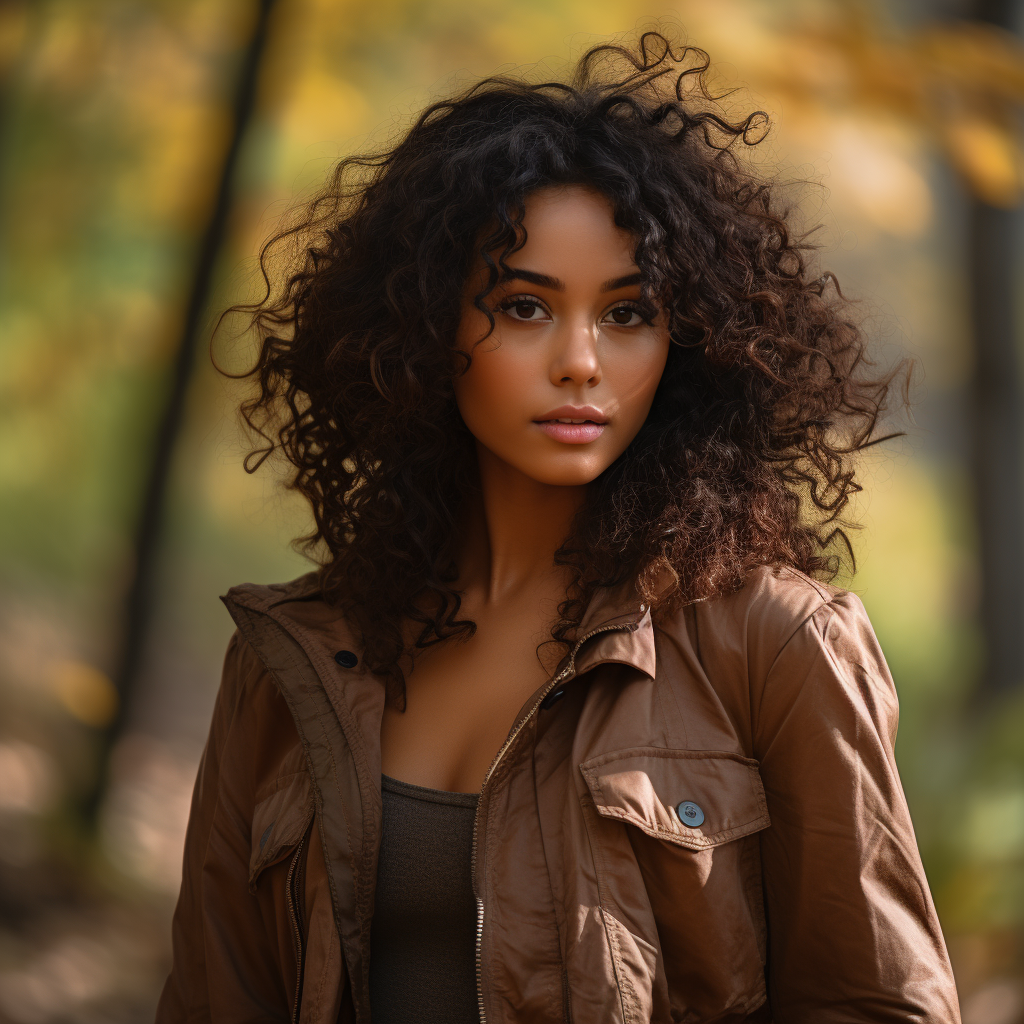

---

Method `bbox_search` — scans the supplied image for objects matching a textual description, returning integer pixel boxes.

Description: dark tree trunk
[969,0,1024,697]
[969,203,1024,695]
[83,0,278,825]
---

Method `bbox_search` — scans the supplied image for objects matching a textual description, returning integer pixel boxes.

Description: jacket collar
[565,560,679,681]
[225,567,659,684]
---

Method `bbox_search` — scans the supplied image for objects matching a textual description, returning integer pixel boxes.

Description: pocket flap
[580,747,769,850]
[250,770,314,887]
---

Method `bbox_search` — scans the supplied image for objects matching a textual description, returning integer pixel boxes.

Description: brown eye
[607,306,641,327]
[502,298,546,321]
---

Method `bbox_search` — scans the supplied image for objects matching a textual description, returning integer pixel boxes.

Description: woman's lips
[535,420,606,443]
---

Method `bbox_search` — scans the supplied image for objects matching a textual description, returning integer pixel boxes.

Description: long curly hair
[229,32,900,702]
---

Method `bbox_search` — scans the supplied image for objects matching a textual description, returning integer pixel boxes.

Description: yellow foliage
[51,660,118,729]
[685,3,1024,207]
[0,2,28,71]
[942,115,1023,208]
[277,71,370,159]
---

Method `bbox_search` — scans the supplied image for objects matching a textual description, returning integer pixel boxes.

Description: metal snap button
[676,801,704,828]
[334,650,358,668]
[540,688,566,710]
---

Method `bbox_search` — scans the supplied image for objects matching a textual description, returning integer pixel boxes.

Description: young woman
[158,34,961,1024]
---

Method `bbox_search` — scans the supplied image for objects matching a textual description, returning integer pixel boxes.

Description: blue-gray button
[676,801,704,828]
[259,823,274,851]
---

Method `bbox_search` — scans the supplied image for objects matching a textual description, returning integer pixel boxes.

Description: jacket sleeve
[754,591,961,1023]
[156,632,298,1024]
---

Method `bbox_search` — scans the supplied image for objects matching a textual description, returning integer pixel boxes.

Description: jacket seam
[581,746,760,769]
[765,592,840,673]
[264,624,351,877]
[313,922,334,1024]
[753,596,842,739]
[267,614,372,1021]
[255,604,383,1023]
[529,728,572,1023]
[286,618,380,1014]
[576,778,642,1023]
[772,563,836,601]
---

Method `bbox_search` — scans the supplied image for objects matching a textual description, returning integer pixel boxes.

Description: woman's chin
[516,459,609,488]
[473,435,611,488]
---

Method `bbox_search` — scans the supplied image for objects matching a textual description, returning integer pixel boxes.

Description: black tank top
[369,774,481,1023]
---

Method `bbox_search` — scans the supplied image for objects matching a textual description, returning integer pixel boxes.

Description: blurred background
[2,0,1024,1020]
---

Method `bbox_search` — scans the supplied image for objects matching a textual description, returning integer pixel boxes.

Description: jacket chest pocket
[250,770,315,891]
[578,747,771,1021]
[580,746,769,849]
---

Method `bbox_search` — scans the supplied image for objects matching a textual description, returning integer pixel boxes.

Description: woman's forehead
[466,187,640,288]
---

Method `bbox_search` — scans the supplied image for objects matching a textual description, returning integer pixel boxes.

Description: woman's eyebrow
[601,272,644,292]
[498,269,645,292]
[500,268,565,290]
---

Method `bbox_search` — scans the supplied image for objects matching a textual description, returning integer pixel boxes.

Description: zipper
[286,834,308,1024]
[471,620,633,1023]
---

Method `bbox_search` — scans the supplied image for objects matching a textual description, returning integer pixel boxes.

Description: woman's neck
[458,442,587,605]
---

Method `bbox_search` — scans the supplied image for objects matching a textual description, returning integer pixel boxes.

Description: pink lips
[538,422,605,443]
[534,405,608,445]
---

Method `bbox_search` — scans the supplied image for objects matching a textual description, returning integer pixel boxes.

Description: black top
[369,774,481,1023]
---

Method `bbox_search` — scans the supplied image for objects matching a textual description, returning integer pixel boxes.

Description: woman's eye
[604,306,643,327]
[502,299,546,321]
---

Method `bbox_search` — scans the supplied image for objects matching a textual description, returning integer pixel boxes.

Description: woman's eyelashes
[497,295,550,321]
[602,304,645,327]
[495,295,650,327]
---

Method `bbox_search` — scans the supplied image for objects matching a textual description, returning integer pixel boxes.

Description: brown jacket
[157,564,961,1023]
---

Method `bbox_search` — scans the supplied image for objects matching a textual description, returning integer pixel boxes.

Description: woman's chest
[380,611,562,792]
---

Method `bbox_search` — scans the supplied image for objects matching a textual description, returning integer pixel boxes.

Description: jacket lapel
[223,582,383,1024]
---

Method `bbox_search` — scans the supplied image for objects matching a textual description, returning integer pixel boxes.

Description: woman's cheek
[606,339,670,433]
[455,341,530,444]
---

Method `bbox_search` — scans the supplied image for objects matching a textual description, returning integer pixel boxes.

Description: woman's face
[455,185,671,488]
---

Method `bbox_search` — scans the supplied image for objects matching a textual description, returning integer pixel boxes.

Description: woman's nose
[549,318,602,387]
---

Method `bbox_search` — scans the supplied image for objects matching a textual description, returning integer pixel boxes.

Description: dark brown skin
[380,186,671,792]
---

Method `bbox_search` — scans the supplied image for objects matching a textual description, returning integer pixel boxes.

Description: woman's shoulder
[216,570,332,711]
[221,569,360,658]
[658,562,875,672]
[204,626,305,795]
[656,565,895,743]
[218,569,364,707]
[724,562,861,633]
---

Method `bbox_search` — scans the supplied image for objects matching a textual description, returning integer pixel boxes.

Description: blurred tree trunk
[969,0,1024,697]
[0,1,34,254]
[83,0,278,826]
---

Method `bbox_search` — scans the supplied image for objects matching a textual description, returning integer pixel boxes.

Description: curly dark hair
[230,31,899,703]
